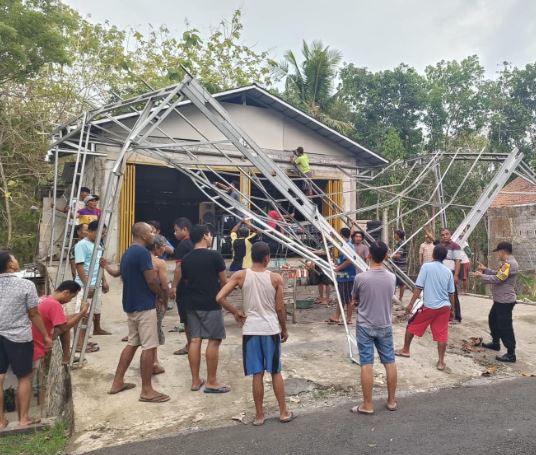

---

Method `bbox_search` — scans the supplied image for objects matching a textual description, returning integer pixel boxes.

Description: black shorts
[395,275,407,287]
[337,281,353,306]
[0,335,33,377]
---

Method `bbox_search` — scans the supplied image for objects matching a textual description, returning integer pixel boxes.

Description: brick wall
[488,205,536,271]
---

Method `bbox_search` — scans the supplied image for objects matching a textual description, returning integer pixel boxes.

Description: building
[40,84,387,261]
[488,176,536,271]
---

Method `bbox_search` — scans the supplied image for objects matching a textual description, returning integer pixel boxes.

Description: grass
[0,421,69,455]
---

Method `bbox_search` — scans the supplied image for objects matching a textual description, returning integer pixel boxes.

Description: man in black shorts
[170,217,193,355]
[0,251,51,428]
[181,225,232,393]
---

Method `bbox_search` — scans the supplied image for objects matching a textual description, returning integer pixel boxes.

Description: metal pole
[48,148,59,267]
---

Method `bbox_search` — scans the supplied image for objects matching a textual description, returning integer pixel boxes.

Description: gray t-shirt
[0,273,39,342]
[351,268,396,328]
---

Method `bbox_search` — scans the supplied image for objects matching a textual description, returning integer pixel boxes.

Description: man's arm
[143,269,166,300]
[231,220,242,233]
[99,258,121,277]
[28,308,52,349]
[156,260,169,305]
[170,262,182,300]
[405,287,422,313]
[216,271,246,323]
[76,263,88,286]
[334,257,352,272]
[273,274,288,342]
[53,302,89,338]
[454,259,461,284]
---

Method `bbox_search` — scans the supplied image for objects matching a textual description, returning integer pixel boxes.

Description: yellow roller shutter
[118,164,136,257]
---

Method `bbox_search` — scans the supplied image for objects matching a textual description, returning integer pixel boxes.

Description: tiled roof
[490,177,536,208]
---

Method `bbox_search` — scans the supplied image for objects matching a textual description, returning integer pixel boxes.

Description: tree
[277,40,352,134]
[0,0,74,84]
[423,55,487,151]
[339,63,425,156]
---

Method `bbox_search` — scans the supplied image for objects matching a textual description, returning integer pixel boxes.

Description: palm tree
[277,40,352,134]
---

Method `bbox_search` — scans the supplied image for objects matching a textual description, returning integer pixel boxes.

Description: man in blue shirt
[100,222,170,403]
[328,228,357,325]
[396,245,455,371]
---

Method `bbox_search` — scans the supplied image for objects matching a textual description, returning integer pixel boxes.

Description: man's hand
[453,275,459,285]
[405,304,413,314]
[477,262,486,271]
[234,310,246,326]
[474,271,483,279]
[102,281,109,294]
[281,329,289,343]
[169,287,176,301]
[99,258,108,269]
[44,336,53,350]
[80,301,89,315]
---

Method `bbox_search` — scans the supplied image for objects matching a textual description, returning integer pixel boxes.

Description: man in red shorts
[396,245,455,370]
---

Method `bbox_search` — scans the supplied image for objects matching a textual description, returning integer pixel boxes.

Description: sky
[64,0,536,77]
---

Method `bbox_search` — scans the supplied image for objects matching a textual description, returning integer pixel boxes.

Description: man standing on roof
[475,241,519,363]
[291,146,313,196]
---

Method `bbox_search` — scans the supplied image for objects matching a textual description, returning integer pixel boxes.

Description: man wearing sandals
[217,241,295,425]
[181,224,235,394]
[351,241,397,415]
[101,222,170,403]
[397,245,455,371]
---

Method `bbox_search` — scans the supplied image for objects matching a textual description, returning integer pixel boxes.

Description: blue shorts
[356,325,395,365]
[243,334,282,376]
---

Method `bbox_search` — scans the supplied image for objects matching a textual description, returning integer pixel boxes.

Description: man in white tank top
[217,242,295,426]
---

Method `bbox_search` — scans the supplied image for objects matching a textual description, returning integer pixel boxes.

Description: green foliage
[0,0,75,83]
[277,40,353,134]
[423,55,487,151]
[339,63,425,155]
[382,128,406,161]
[0,420,68,455]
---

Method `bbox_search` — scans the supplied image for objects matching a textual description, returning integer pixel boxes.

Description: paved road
[88,378,536,455]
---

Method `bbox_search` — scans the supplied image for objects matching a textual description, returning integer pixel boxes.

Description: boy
[217,242,294,425]
[351,241,397,415]
[32,281,88,365]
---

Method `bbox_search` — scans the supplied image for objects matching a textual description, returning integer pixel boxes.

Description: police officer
[475,241,518,363]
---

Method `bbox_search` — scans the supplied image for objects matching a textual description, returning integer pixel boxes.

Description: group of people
[0,209,520,427]
[96,218,294,424]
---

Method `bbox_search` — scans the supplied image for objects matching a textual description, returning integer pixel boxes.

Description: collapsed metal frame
[46,72,536,367]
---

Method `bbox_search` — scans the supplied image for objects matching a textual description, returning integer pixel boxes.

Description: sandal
[395,350,410,358]
[76,344,100,353]
[191,379,205,391]
[386,402,398,411]
[279,411,296,423]
[350,405,374,415]
[139,393,170,403]
[204,385,231,394]
[108,383,136,395]
[326,318,339,325]
[173,347,188,355]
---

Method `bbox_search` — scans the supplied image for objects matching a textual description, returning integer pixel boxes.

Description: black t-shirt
[181,248,226,311]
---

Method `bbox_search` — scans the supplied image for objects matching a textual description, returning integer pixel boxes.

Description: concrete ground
[67,276,536,454]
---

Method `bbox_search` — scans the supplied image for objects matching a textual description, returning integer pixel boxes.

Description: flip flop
[121,336,128,342]
[386,402,398,411]
[436,363,446,371]
[0,418,8,430]
[252,418,265,426]
[18,417,41,427]
[174,347,188,355]
[395,350,410,358]
[191,379,205,391]
[108,383,136,395]
[76,344,100,353]
[350,405,374,415]
[279,411,296,423]
[204,385,231,394]
[326,318,339,324]
[153,366,166,375]
[139,393,170,403]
